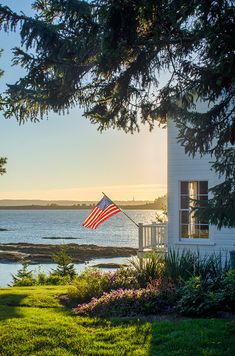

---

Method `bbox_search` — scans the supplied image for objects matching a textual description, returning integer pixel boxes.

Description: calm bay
[0,209,159,286]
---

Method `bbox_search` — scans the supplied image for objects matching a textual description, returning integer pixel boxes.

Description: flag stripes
[82,196,121,230]
[83,207,101,227]
[90,205,120,229]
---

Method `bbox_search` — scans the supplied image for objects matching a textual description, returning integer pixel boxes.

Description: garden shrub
[67,269,111,303]
[11,261,74,287]
[13,276,37,287]
[219,269,235,310]
[36,272,48,285]
[68,267,140,303]
[176,276,220,316]
[74,288,170,317]
[46,273,71,285]
[109,267,140,290]
[147,278,178,306]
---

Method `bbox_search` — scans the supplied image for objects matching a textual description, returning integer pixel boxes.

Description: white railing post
[138,223,144,255]
[151,222,157,250]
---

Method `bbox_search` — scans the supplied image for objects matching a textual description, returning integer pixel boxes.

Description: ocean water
[0,209,159,247]
[0,209,159,287]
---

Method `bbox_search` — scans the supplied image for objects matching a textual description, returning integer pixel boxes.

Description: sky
[0,0,167,201]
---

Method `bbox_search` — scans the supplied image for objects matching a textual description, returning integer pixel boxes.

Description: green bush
[11,262,74,287]
[110,267,140,290]
[219,269,235,310]
[35,271,48,285]
[68,269,111,303]
[13,276,36,287]
[46,274,71,285]
[147,278,178,307]
[176,276,219,316]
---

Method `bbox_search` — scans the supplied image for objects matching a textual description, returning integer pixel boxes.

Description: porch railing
[138,222,167,254]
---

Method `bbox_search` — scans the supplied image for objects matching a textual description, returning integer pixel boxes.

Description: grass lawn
[0,286,234,355]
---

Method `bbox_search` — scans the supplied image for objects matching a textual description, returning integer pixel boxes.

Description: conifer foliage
[52,245,76,279]
[0,157,7,175]
[0,1,234,227]
[11,261,34,286]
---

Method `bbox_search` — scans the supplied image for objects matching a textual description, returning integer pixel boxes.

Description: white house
[167,119,235,258]
[138,117,235,258]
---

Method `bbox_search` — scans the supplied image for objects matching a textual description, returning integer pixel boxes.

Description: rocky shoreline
[0,243,137,264]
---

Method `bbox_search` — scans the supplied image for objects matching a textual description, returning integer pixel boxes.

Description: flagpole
[102,192,139,228]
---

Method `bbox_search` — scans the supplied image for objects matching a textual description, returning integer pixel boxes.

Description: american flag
[82,195,121,229]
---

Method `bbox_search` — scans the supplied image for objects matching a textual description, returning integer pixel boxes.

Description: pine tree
[0,1,234,227]
[52,245,76,279]
[11,261,34,285]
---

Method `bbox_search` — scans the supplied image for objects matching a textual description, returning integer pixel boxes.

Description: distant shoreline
[0,205,162,210]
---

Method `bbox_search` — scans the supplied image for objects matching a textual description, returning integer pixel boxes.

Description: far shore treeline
[0,196,166,211]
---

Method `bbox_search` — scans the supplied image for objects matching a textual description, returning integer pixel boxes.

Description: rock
[42,237,80,240]
[91,263,128,269]
[0,243,137,264]
[0,251,29,263]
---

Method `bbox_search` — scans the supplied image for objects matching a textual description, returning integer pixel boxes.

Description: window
[179,181,209,239]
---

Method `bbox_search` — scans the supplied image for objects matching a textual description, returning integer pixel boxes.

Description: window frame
[179,180,209,240]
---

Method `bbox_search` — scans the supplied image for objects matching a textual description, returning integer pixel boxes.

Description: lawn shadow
[0,293,28,320]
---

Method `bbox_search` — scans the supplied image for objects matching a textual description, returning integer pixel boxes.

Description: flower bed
[74,287,171,317]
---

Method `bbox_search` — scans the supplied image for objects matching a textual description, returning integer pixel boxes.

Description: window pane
[199,181,208,194]
[198,195,208,208]
[180,211,189,224]
[199,214,209,224]
[189,212,199,225]
[188,197,197,209]
[189,224,200,238]
[189,181,198,199]
[180,225,189,238]
[181,195,189,209]
[181,182,188,194]
[199,225,209,238]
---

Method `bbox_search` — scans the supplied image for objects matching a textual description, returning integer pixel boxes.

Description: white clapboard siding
[167,118,235,258]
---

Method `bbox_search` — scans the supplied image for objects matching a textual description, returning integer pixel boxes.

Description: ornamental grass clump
[74,287,170,317]
[128,253,164,287]
[164,249,230,286]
